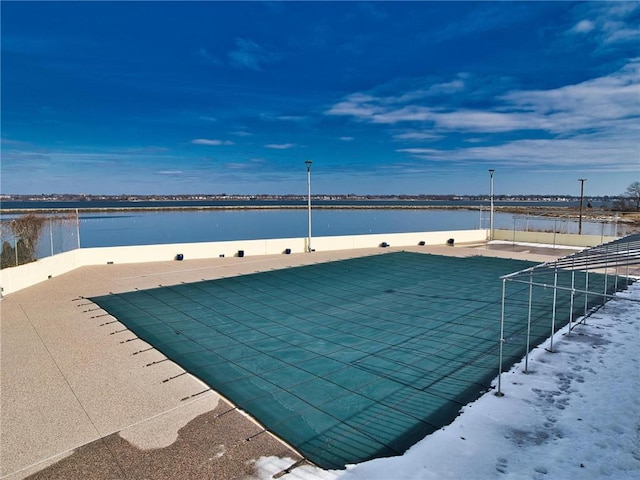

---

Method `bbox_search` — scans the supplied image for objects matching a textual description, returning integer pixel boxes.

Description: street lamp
[305,160,313,252]
[489,169,495,240]
[578,178,587,235]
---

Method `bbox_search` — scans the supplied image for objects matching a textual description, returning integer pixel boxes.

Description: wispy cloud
[570,20,595,34]
[198,47,223,66]
[265,143,295,149]
[398,132,639,173]
[228,38,279,71]
[392,132,441,141]
[276,115,306,122]
[191,138,234,146]
[157,170,183,175]
[568,2,640,44]
[329,58,639,174]
[223,162,251,170]
[1,137,32,147]
[500,59,640,134]
[116,146,169,154]
[327,59,640,135]
[339,136,354,142]
[357,2,388,21]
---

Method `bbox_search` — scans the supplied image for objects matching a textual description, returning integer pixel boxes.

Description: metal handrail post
[525,270,533,372]
[548,265,559,352]
[496,278,506,397]
[569,256,575,336]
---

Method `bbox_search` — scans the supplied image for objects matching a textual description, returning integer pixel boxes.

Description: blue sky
[1,1,639,196]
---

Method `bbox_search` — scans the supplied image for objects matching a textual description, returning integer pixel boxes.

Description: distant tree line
[612,182,640,211]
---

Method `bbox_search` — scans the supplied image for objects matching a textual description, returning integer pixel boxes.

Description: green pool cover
[90,252,612,469]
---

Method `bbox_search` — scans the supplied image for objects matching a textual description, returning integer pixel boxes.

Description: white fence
[0,229,487,296]
[492,229,617,248]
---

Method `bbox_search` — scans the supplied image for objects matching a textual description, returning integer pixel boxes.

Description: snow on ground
[489,240,585,251]
[256,282,640,480]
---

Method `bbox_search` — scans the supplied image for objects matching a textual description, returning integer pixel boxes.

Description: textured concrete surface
[1,243,573,479]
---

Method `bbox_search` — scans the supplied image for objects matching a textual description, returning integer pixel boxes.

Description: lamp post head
[305,160,312,171]
[488,169,495,177]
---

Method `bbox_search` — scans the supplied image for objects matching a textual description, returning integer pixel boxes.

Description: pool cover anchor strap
[246,429,267,441]
[162,371,187,383]
[273,459,310,479]
[145,358,168,367]
[132,347,153,355]
[180,388,211,402]
[214,406,239,419]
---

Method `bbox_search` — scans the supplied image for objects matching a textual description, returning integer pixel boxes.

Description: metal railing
[496,233,640,396]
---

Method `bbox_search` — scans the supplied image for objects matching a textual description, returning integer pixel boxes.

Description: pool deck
[1,243,580,480]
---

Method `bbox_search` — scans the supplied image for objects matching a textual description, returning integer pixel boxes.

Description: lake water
[78,208,615,247]
[0,202,618,255]
[79,208,494,247]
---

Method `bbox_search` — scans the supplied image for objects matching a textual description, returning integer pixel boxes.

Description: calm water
[79,208,494,247]
[0,202,617,254]
[77,209,615,247]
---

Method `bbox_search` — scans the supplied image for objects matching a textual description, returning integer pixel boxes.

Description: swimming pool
[91,251,608,469]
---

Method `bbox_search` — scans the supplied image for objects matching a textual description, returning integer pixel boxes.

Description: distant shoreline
[2,204,487,214]
[0,204,572,214]
[2,204,636,225]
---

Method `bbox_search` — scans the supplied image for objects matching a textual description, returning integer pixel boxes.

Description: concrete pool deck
[1,243,580,479]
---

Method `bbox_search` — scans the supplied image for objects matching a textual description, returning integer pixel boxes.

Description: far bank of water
[78,209,614,248]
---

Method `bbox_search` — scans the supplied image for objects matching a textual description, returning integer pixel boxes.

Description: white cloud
[571,19,595,34]
[157,170,183,175]
[265,143,295,149]
[277,115,306,122]
[569,3,640,44]
[396,148,441,155]
[402,135,639,173]
[224,162,250,170]
[339,136,354,142]
[392,132,441,141]
[432,110,545,132]
[325,94,383,119]
[191,139,234,146]
[501,59,640,134]
[397,79,466,102]
[371,106,433,124]
[326,59,640,137]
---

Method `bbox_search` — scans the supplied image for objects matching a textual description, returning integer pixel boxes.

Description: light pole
[578,178,587,235]
[305,160,313,252]
[489,169,495,240]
